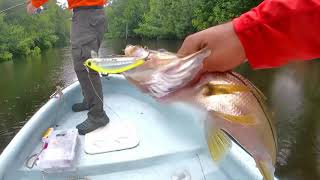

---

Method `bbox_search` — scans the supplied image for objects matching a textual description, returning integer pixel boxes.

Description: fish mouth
[124,48,211,98]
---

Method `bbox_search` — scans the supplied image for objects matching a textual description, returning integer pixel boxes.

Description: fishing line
[85,67,122,121]
[196,153,207,180]
[0,0,45,14]
[0,2,26,14]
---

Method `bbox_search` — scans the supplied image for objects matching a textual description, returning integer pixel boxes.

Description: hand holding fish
[123,45,211,98]
[26,0,37,15]
[178,22,246,72]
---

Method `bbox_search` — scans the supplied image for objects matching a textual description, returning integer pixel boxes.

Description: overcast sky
[56,0,68,8]
[57,0,67,3]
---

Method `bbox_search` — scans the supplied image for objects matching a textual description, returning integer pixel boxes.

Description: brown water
[0,38,319,179]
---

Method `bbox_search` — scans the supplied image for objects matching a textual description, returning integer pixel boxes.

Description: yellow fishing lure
[84,57,145,74]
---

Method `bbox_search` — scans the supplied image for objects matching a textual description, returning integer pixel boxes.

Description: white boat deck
[0,75,266,180]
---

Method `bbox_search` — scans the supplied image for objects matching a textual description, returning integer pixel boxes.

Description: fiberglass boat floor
[12,76,262,180]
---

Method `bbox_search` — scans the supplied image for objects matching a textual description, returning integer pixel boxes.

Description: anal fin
[206,128,232,161]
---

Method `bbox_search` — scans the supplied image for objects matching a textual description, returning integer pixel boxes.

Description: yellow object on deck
[42,128,54,139]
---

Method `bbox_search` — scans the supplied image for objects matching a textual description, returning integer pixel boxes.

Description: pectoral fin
[256,160,275,180]
[206,127,231,161]
[213,111,257,125]
[202,84,250,96]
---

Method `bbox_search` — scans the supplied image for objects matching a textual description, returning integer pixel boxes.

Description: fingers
[26,0,37,15]
[177,33,203,58]
[178,22,246,72]
[26,3,36,15]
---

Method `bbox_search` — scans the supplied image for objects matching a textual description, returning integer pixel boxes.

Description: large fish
[122,45,278,180]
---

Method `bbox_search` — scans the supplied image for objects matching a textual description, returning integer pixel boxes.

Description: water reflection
[271,65,305,167]
[0,39,320,179]
[236,61,320,179]
[0,47,76,152]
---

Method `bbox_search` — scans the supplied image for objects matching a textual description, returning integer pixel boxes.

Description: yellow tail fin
[206,128,232,161]
[256,160,275,180]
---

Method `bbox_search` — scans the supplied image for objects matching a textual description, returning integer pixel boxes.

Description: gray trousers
[71,9,106,117]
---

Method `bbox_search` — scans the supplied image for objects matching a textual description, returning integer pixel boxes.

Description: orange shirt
[32,0,106,9]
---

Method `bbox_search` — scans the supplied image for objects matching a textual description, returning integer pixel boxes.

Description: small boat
[0,75,271,180]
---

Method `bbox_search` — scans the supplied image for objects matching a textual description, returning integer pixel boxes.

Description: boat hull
[0,75,269,180]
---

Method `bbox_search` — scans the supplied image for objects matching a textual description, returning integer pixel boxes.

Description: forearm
[31,0,48,8]
[233,0,320,69]
[202,22,246,72]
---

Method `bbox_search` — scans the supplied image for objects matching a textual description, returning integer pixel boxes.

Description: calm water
[1,38,320,179]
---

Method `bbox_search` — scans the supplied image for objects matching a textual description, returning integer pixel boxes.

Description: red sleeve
[31,0,48,8]
[233,0,320,69]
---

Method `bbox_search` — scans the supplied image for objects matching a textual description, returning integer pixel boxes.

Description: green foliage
[192,0,262,31]
[105,0,149,38]
[0,0,263,60]
[0,51,13,61]
[0,1,70,62]
[106,0,198,39]
[106,0,262,39]
[134,0,175,39]
[134,0,198,39]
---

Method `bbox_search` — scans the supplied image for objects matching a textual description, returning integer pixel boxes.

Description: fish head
[123,47,211,100]
[124,45,150,58]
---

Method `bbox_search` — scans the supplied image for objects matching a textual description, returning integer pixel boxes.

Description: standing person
[27,0,109,135]
[178,0,320,73]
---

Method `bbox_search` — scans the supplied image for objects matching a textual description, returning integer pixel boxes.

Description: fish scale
[121,46,278,180]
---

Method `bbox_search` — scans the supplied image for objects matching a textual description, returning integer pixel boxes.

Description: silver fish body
[189,72,277,180]
[122,45,277,180]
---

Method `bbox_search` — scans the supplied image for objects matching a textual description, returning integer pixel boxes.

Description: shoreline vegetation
[0,1,70,61]
[0,0,261,62]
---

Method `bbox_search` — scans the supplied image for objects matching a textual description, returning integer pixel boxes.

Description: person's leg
[74,68,108,135]
[72,98,88,112]
[71,9,108,135]
[75,68,104,117]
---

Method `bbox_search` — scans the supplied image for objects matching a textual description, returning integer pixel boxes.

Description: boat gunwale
[0,75,126,179]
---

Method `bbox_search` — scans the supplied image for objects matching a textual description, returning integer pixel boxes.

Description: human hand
[26,0,37,15]
[178,22,246,73]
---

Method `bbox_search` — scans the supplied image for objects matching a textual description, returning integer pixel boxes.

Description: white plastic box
[37,129,79,172]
